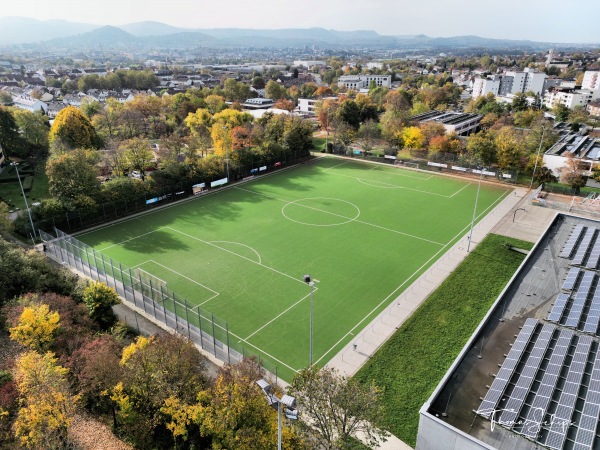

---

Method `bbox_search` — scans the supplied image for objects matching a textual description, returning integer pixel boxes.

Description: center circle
[281,197,360,226]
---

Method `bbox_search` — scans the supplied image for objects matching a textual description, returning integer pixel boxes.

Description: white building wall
[582,71,600,91]
[506,71,526,94]
[471,77,500,99]
[525,70,547,94]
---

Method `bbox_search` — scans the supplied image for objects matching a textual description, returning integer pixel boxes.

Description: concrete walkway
[326,187,536,450]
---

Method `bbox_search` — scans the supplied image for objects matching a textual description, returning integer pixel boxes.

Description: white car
[131,170,142,179]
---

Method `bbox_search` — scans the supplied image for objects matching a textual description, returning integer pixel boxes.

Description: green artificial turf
[77,157,509,381]
[353,233,534,447]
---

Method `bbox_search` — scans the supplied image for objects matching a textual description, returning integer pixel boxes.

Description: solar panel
[560,224,585,259]
[500,323,555,428]
[477,319,538,419]
[582,282,600,334]
[586,232,600,270]
[549,293,572,322]
[573,351,600,450]
[565,271,595,328]
[544,335,593,450]
[521,329,574,439]
[562,268,581,291]
[573,228,597,266]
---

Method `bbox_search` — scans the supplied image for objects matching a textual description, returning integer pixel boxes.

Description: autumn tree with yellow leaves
[9,303,60,351]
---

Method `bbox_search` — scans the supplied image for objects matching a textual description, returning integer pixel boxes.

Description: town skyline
[1,0,599,44]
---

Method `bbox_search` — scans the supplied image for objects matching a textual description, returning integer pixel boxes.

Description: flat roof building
[409,110,483,136]
[418,214,600,450]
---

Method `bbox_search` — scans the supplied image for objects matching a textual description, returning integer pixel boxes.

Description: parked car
[131,170,142,179]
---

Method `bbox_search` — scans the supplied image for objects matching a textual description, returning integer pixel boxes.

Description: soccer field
[77,157,510,380]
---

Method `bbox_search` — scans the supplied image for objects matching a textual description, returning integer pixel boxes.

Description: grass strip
[353,233,534,447]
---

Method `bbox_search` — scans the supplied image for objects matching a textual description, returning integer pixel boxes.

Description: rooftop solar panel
[560,224,585,259]
[544,335,593,450]
[549,293,571,322]
[573,228,597,266]
[582,282,600,334]
[500,324,555,427]
[521,329,574,439]
[565,271,595,328]
[562,268,581,291]
[477,319,538,419]
[571,350,600,450]
[586,233,600,270]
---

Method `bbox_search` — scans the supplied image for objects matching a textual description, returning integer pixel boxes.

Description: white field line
[449,182,473,198]
[210,240,262,264]
[314,188,511,365]
[165,226,308,286]
[329,159,433,181]
[235,186,444,246]
[244,291,313,341]
[129,260,153,270]
[325,170,452,197]
[322,160,351,170]
[97,228,163,252]
[148,259,220,302]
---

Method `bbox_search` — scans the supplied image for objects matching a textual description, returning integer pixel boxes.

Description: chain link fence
[39,228,282,383]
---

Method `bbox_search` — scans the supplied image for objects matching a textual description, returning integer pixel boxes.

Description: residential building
[11,95,48,114]
[337,74,391,90]
[588,100,600,117]
[472,69,546,99]
[582,71,600,91]
[544,86,596,109]
[293,60,326,70]
[297,96,337,114]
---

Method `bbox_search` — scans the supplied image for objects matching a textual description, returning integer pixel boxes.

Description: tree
[511,92,529,112]
[274,99,295,112]
[466,130,497,166]
[252,76,266,89]
[205,95,227,115]
[92,98,122,140]
[49,105,102,151]
[46,149,101,204]
[0,202,12,234]
[288,366,387,449]
[283,117,314,155]
[0,106,27,158]
[336,99,361,129]
[13,350,79,449]
[211,109,253,156]
[9,303,60,351]
[120,137,154,178]
[559,154,587,193]
[356,120,381,154]
[553,103,570,122]
[495,126,525,171]
[401,126,425,149]
[113,333,208,446]
[81,281,120,329]
[191,358,304,450]
[265,80,287,100]
[12,109,49,159]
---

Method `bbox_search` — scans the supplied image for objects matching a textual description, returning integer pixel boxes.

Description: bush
[82,281,120,329]
[21,176,33,192]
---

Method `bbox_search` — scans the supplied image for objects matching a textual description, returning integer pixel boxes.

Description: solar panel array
[544,335,593,450]
[521,329,574,439]
[565,271,595,328]
[477,322,600,450]
[477,319,537,419]
[563,268,581,291]
[559,224,600,269]
[549,293,572,323]
[560,224,585,259]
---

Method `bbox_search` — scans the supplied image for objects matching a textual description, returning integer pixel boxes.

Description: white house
[11,96,48,114]
[544,87,597,109]
[338,74,391,90]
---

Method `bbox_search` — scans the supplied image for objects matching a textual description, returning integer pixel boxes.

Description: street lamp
[304,274,315,366]
[10,162,36,243]
[256,379,298,450]
[467,166,484,253]
[529,126,546,190]
[222,125,230,182]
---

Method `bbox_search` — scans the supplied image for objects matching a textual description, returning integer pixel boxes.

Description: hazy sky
[3,0,600,43]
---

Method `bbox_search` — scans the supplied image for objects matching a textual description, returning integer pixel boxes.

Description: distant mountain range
[0,16,596,51]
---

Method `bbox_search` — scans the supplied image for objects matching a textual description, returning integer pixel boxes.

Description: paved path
[326,187,537,450]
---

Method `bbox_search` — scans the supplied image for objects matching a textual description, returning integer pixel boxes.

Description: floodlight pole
[467,167,483,253]
[277,401,282,450]
[304,274,315,366]
[529,126,545,190]
[222,125,230,182]
[11,162,35,243]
